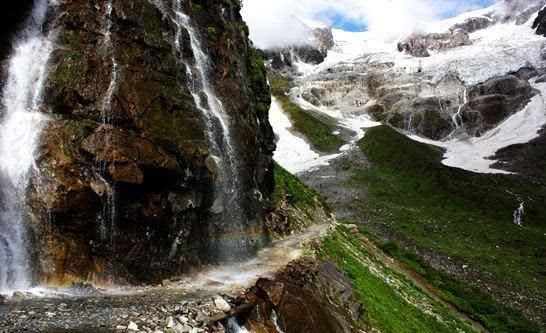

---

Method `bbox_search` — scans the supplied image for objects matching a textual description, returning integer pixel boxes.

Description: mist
[241,0,497,48]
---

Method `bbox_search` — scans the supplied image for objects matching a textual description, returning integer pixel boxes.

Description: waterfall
[513,200,525,227]
[226,318,251,333]
[0,0,55,291]
[169,0,251,259]
[451,88,467,129]
[100,1,119,124]
[271,310,286,333]
[98,0,120,243]
[445,88,467,140]
[406,113,414,132]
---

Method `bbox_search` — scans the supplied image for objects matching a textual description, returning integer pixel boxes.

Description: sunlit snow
[278,3,546,175]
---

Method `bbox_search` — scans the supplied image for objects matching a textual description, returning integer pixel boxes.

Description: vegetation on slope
[273,162,323,209]
[269,73,343,153]
[270,163,331,237]
[319,225,476,333]
[350,125,545,332]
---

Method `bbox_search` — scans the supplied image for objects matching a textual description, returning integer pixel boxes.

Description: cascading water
[405,113,414,132]
[226,318,251,333]
[271,310,286,333]
[451,89,467,132]
[0,0,55,291]
[513,199,525,227]
[169,0,251,259]
[443,88,468,141]
[97,0,120,243]
[100,1,119,124]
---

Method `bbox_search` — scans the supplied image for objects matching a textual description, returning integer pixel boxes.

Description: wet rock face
[28,0,275,284]
[296,56,539,141]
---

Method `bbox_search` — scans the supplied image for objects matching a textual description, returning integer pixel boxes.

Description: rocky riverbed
[2,289,228,333]
[0,224,329,333]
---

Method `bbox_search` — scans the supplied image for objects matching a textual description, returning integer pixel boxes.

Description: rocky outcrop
[265,27,335,70]
[451,16,494,33]
[399,1,544,58]
[27,0,275,285]
[501,0,544,24]
[361,71,466,140]
[533,6,546,36]
[461,74,538,136]
[312,27,335,54]
[230,258,364,333]
[492,128,546,183]
[398,29,472,57]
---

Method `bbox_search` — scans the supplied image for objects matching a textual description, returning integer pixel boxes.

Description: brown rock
[256,278,285,307]
[108,163,144,184]
[81,125,179,170]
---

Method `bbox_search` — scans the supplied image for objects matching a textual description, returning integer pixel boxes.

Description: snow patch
[410,81,546,174]
[269,98,338,174]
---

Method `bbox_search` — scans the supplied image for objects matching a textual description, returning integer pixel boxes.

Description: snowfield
[269,2,546,175]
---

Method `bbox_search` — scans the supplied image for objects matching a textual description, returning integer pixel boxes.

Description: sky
[241,0,496,48]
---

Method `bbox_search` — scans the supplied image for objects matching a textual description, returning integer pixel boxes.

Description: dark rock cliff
[26,0,275,285]
[534,6,546,36]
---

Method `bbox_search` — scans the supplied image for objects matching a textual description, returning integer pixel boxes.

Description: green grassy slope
[273,164,481,332]
[319,225,476,333]
[349,125,545,332]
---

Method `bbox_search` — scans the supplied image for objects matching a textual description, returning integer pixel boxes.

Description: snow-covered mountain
[269,0,546,178]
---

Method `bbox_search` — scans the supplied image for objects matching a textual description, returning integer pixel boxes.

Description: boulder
[213,296,231,313]
[127,322,139,331]
[236,259,362,333]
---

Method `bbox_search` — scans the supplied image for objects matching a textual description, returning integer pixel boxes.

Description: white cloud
[241,0,496,48]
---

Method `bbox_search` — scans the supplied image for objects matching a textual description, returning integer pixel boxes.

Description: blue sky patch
[320,0,495,32]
